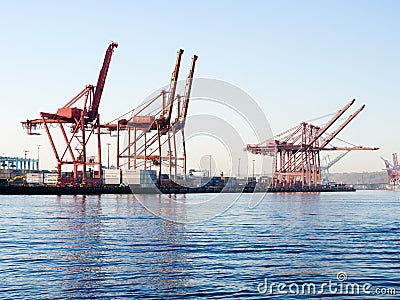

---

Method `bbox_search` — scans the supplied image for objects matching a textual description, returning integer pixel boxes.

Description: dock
[0,185,355,195]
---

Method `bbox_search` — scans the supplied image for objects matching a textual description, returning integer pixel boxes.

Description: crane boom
[21,41,118,187]
[181,55,198,120]
[304,99,356,150]
[321,150,350,171]
[165,49,184,125]
[89,42,119,121]
[320,104,365,148]
[280,99,357,171]
[381,156,393,169]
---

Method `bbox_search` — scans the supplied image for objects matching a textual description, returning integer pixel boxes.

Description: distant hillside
[328,171,387,185]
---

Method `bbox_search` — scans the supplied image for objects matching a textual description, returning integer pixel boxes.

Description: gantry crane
[381,153,400,188]
[167,53,198,181]
[101,49,197,185]
[321,150,351,183]
[247,99,379,189]
[22,42,118,186]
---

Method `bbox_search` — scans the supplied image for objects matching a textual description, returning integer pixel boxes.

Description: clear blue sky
[0,0,399,173]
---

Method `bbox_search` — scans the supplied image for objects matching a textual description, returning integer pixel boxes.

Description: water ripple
[0,191,399,298]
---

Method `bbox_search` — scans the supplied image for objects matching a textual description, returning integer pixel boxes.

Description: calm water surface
[0,191,399,299]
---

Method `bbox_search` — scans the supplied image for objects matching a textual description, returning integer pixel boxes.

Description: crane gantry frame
[381,153,400,188]
[101,49,198,185]
[247,99,379,189]
[22,42,118,186]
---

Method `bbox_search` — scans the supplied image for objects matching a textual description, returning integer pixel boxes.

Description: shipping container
[103,169,121,185]
[121,169,157,186]
[26,172,44,184]
[44,173,58,185]
[131,115,154,124]
[103,169,121,178]
[122,170,140,185]
[140,170,157,185]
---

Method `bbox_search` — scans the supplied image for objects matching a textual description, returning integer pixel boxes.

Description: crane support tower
[102,49,198,186]
[22,42,118,186]
[247,99,379,189]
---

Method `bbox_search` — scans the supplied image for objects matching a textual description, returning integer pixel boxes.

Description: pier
[0,184,355,195]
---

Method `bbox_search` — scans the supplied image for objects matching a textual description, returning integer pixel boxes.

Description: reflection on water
[135,192,247,223]
[0,191,399,299]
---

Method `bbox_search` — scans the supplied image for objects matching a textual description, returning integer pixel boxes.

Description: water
[0,191,399,299]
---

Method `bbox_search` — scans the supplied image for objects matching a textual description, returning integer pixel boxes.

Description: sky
[0,0,399,174]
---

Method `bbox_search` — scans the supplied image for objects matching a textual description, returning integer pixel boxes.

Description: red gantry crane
[101,49,198,185]
[22,42,118,186]
[381,153,400,189]
[247,99,379,189]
